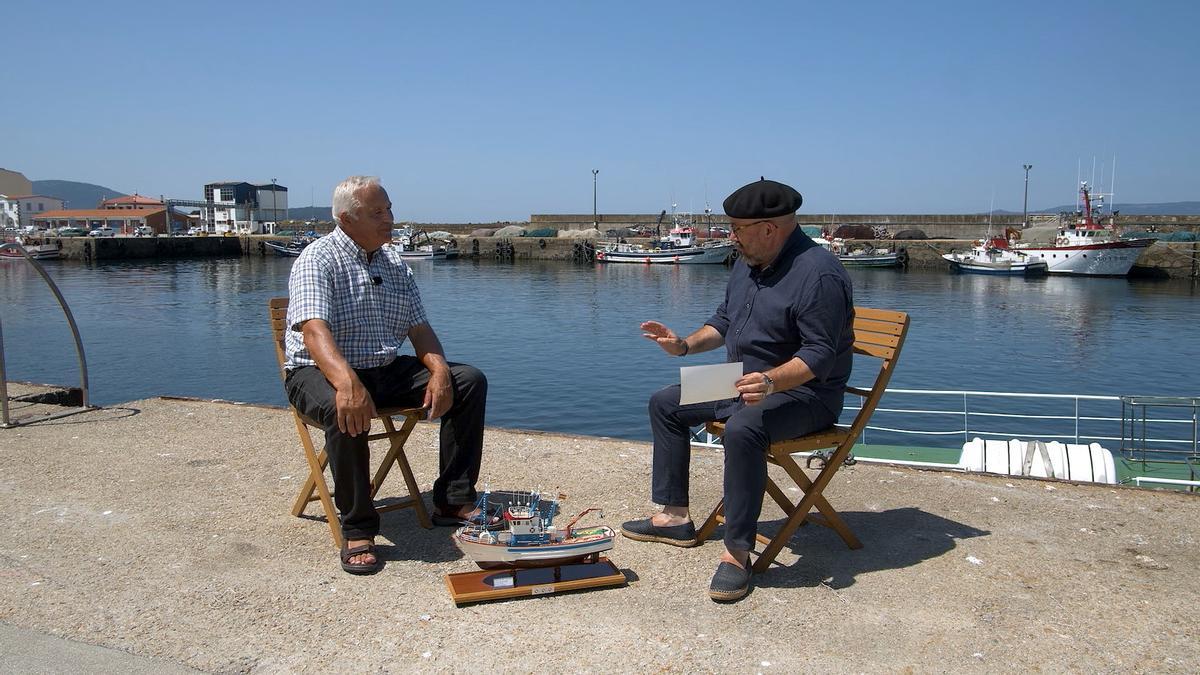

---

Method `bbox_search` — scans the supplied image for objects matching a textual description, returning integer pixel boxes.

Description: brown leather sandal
[340,542,382,575]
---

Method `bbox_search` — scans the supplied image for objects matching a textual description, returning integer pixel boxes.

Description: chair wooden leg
[376,415,432,529]
[695,500,725,543]
[774,453,861,549]
[292,414,342,549]
[371,414,415,496]
[292,444,328,516]
[764,477,795,515]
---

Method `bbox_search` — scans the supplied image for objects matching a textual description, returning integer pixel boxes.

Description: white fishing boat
[1011,182,1153,276]
[596,211,734,265]
[452,490,615,569]
[942,237,1048,276]
[815,236,904,268]
[392,228,449,260]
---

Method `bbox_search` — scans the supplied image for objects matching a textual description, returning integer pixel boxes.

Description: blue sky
[6,1,1198,221]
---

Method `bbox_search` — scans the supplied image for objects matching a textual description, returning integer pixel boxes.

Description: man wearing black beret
[623,178,855,602]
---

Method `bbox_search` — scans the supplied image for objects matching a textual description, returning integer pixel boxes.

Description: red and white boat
[1011,182,1152,276]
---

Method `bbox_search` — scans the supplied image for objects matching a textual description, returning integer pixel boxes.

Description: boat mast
[1110,156,1118,226]
[1080,182,1095,228]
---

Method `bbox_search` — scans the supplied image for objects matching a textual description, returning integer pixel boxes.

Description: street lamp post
[1022,164,1033,228]
[592,169,599,230]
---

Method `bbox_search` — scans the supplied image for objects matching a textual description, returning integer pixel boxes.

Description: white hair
[331,175,381,225]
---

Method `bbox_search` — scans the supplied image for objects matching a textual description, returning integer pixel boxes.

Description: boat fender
[673,256,680,263]
[538,238,546,249]
[896,248,908,266]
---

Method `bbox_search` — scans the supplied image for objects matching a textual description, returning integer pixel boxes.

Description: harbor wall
[529,213,1200,240]
[31,234,1200,279]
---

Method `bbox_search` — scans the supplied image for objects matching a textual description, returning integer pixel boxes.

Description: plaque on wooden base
[445,556,626,606]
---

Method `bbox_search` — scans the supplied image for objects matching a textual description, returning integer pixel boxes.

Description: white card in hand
[679,362,743,405]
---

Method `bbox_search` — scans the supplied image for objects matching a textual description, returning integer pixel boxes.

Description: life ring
[1056,236,1069,247]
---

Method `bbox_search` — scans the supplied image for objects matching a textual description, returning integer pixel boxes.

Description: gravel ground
[1,396,1197,673]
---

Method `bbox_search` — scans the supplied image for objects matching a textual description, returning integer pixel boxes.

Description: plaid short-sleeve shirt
[284,227,429,370]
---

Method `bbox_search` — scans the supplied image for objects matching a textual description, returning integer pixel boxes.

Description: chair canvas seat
[269,297,431,548]
[697,307,909,573]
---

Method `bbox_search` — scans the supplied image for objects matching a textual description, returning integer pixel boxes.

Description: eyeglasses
[730,219,772,237]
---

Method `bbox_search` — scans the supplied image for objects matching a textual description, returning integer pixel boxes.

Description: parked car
[187,226,203,236]
[57,227,87,237]
[88,227,116,238]
[134,225,155,237]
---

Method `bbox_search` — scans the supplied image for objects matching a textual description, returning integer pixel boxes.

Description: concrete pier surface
[1,396,1197,672]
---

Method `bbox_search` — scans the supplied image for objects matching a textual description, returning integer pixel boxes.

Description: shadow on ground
[706,507,989,590]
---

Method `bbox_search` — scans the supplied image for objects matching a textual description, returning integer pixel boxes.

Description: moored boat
[452,490,615,569]
[1011,182,1153,276]
[0,237,62,261]
[942,237,1048,276]
[816,236,904,268]
[596,212,734,265]
[392,227,450,260]
[264,237,313,257]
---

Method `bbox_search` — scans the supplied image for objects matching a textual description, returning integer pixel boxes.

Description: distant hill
[1042,202,1200,215]
[285,206,333,222]
[997,201,1200,215]
[32,180,128,209]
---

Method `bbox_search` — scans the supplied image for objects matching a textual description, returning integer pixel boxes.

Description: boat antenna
[987,189,994,238]
[1111,155,1118,215]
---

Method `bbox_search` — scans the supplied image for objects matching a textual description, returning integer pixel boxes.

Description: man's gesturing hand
[640,320,688,356]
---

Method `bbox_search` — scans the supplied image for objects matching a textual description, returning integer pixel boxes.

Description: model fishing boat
[452,490,615,569]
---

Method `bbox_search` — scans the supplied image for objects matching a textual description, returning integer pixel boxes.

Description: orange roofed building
[99,194,165,210]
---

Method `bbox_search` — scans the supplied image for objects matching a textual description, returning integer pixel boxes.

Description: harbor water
[2,257,1196,443]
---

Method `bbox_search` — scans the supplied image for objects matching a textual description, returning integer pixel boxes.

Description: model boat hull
[453,525,616,569]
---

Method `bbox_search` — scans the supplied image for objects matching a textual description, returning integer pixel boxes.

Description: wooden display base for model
[445,554,626,606]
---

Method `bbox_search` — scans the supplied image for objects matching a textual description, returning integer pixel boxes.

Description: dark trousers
[648,385,835,552]
[285,356,487,541]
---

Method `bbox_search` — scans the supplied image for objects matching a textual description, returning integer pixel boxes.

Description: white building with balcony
[202,181,288,234]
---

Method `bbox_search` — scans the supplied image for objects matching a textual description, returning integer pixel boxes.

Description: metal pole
[1022,164,1033,228]
[592,169,599,230]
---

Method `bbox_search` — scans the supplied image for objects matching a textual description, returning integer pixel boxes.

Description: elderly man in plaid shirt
[284,176,488,575]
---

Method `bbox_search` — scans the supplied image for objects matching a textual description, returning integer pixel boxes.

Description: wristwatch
[761,372,775,396]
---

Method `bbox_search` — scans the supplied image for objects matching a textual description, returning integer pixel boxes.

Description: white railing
[691,387,1200,476]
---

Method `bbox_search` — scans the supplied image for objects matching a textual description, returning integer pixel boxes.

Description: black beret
[722,177,803,219]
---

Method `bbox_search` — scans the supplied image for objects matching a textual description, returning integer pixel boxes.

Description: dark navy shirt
[705,227,854,419]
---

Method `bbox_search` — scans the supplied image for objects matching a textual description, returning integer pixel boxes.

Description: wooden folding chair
[268,297,432,548]
[696,307,910,573]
